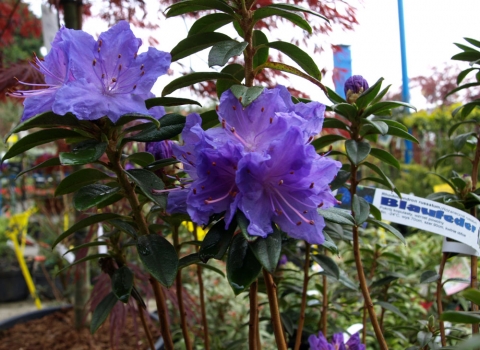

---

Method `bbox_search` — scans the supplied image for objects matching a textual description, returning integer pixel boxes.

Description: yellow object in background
[433,183,455,194]
[182,221,207,241]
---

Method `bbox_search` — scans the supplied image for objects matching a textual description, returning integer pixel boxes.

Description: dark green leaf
[146,97,201,108]
[370,85,392,105]
[126,169,166,207]
[457,68,478,85]
[216,64,245,98]
[16,157,61,179]
[370,275,399,288]
[377,119,408,131]
[7,112,81,139]
[2,129,82,161]
[464,37,480,49]
[188,13,234,36]
[165,0,234,17]
[90,292,118,334]
[115,113,160,127]
[318,207,354,226]
[179,253,201,269]
[163,72,239,96]
[451,51,480,62]
[377,301,407,321]
[171,32,232,61]
[55,168,111,196]
[253,7,312,34]
[386,126,419,143]
[345,139,371,165]
[73,184,121,211]
[197,262,225,278]
[137,234,178,287]
[446,82,480,98]
[52,213,124,248]
[63,241,109,255]
[267,3,329,21]
[199,218,236,262]
[362,101,416,118]
[453,132,477,151]
[250,225,282,274]
[126,152,155,167]
[145,158,179,171]
[230,85,264,107]
[325,86,346,104]
[367,218,405,244]
[226,233,262,295]
[352,194,370,225]
[362,162,395,189]
[369,148,401,169]
[322,117,350,131]
[440,311,480,324]
[369,203,382,221]
[332,103,358,121]
[311,134,346,151]
[463,289,480,306]
[59,140,107,166]
[361,119,388,135]
[310,254,340,279]
[355,77,384,110]
[266,41,321,79]
[57,253,110,275]
[252,30,269,69]
[209,40,248,67]
[123,114,186,143]
[329,170,350,191]
[254,61,324,90]
[112,266,134,303]
[108,219,138,238]
[419,270,439,284]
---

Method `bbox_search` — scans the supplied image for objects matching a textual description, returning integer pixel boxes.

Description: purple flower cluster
[9,21,171,123]
[309,331,365,350]
[168,86,341,244]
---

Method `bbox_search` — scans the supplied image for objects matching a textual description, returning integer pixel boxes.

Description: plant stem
[294,243,311,350]
[193,224,210,350]
[173,226,192,350]
[138,301,156,350]
[263,269,287,350]
[249,281,259,350]
[362,306,367,343]
[437,252,448,346]
[320,274,328,335]
[150,276,174,350]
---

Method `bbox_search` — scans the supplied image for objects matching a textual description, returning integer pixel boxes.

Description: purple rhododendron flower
[10,21,170,123]
[146,140,174,160]
[344,75,369,104]
[309,332,365,350]
[166,86,340,244]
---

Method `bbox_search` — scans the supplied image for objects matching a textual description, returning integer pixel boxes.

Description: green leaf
[171,32,232,61]
[386,126,419,143]
[332,103,358,121]
[236,210,258,242]
[369,203,382,221]
[55,168,111,196]
[440,311,480,324]
[15,157,61,179]
[250,225,282,274]
[362,101,416,118]
[253,7,312,34]
[59,140,107,166]
[370,275,399,288]
[178,253,200,269]
[370,85,392,105]
[162,72,239,96]
[145,158,179,171]
[125,152,155,167]
[90,292,118,334]
[435,153,471,169]
[2,129,82,161]
[146,97,201,108]
[137,234,178,287]
[464,37,480,49]
[361,119,389,135]
[266,41,321,79]
[367,218,405,244]
[188,13,234,36]
[165,0,234,17]
[112,266,134,303]
[199,218,236,262]
[7,111,81,139]
[446,82,480,98]
[457,67,478,85]
[52,213,124,248]
[451,51,480,62]
[419,270,439,284]
[310,254,340,279]
[63,241,109,256]
[345,139,371,165]
[123,114,186,143]
[108,219,138,238]
[318,207,355,226]
[197,262,225,278]
[254,61,324,91]
[453,132,477,151]
[322,117,350,131]
[230,85,264,107]
[325,86,346,104]
[266,3,329,22]
[209,40,248,67]
[252,30,269,69]
[226,233,262,295]
[329,170,350,191]
[73,184,121,211]
[462,289,480,306]
[369,148,401,169]
[352,194,370,225]
[125,169,166,207]
[216,64,245,98]
[115,113,160,127]
[311,134,346,151]
[362,162,395,189]
[378,119,407,131]
[355,77,384,110]
[377,301,408,321]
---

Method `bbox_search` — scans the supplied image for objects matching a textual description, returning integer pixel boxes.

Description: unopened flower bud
[146,140,174,160]
[344,75,369,104]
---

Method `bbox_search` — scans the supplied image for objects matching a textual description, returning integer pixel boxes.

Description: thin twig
[321,274,328,335]
[263,269,287,350]
[437,253,448,346]
[137,300,156,350]
[294,243,310,350]
[249,281,259,350]
[150,277,174,350]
